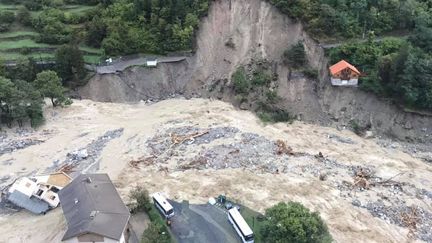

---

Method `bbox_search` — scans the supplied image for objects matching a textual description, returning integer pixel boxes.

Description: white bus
[152,192,174,218]
[228,208,254,243]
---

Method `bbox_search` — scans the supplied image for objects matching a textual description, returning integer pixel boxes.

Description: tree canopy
[34,70,71,107]
[261,202,332,243]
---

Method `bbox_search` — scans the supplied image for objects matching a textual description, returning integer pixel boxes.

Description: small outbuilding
[329,60,361,86]
[58,174,130,243]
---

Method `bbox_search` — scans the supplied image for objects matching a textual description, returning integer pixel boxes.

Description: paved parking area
[169,201,241,243]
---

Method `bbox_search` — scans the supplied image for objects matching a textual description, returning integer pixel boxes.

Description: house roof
[8,191,50,214]
[58,174,130,241]
[46,172,72,188]
[329,60,360,75]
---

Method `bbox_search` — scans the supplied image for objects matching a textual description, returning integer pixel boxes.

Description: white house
[7,172,71,214]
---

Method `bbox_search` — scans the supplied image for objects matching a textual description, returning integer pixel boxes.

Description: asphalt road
[169,200,241,243]
[96,56,187,74]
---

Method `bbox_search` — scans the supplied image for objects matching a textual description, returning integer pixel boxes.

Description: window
[36,189,43,196]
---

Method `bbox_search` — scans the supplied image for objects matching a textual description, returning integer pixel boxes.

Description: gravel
[0,139,44,156]
[47,128,124,176]
[364,202,432,242]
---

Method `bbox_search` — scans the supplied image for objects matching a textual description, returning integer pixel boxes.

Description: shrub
[257,102,294,123]
[129,186,152,213]
[232,67,249,94]
[251,70,272,86]
[141,222,171,243]
[302,68,318,79]
[225,38,235,49]
[0,11,15,24]
[129,187,172,243]
[350,120,363,136]
[265,90,280,104]
[283,41,307,68]
[16,6,32,26]
[261,202,332,243]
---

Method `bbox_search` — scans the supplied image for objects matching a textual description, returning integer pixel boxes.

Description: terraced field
[0,4,101,64]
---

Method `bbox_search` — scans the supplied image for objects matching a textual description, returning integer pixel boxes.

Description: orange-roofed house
[329,60,361,86]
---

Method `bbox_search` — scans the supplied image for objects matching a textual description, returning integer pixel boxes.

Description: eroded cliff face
[79,0,432,142]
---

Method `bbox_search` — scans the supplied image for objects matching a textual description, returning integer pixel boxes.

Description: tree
[55,45,86,86]
[0,77,44,127]
[85,16,107,48]
[261,202,332,243]
[129,186,152,213]
[16,6,32,26]
[0,77,17,126]
[13,80,44,127]
[283,42,307,68]
[34,71,71,107]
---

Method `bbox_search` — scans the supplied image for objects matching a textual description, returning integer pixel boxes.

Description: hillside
[80,0,432,143]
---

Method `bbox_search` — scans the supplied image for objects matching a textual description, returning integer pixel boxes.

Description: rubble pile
[0,129,56,156]
[142,124,432,241]
[364,202,432,241]
[189,133,285,171]
[49,128,124,174]
[0,139,44,156]
[147,126,239,157]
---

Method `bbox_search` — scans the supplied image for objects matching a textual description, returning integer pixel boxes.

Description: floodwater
[0,98,430,243]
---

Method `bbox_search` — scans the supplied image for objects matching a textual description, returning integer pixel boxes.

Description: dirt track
[0,99,430,243]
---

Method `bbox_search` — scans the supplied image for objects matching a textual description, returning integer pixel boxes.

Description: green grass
[63,5,96,14]
[1,51,100,64]
[0,39,49,50]
[83,55,101,64]
[239,205,265,243]
[0,51,55,60]
[0,3,18,11]
[0,31,39,39]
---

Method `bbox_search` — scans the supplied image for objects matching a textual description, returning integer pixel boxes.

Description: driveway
[169,201,241,243]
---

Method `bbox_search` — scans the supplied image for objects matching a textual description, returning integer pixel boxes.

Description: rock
[404,121,413,130]
[76,149,88,159]
[351,199,361,207]
[364,131,374,139]
[239,102,248,110]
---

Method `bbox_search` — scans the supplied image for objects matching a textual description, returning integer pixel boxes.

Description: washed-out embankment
[79,0,432,143]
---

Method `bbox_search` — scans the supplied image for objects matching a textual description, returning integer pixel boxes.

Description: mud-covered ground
[0,99,431,243]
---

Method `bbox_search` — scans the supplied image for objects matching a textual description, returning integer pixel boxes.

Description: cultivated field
[0,3,101,64]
